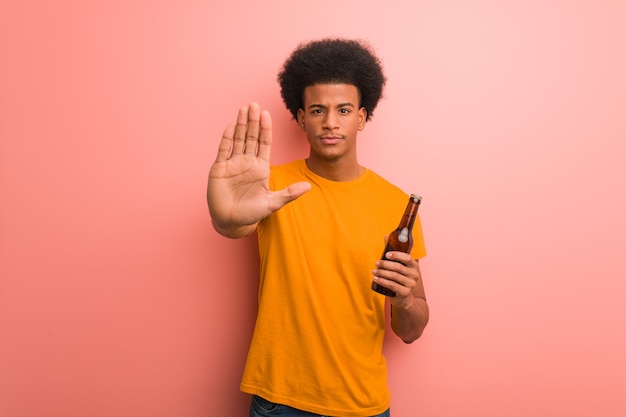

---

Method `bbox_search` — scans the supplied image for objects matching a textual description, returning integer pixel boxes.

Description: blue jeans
[249,395,391,417]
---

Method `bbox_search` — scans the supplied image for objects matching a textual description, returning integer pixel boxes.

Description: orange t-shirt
[240,160,426,416]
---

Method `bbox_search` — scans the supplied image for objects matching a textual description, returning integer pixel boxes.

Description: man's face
[297,83,366,163]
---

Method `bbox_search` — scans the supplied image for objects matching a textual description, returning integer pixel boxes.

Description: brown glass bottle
[371,194,422,297]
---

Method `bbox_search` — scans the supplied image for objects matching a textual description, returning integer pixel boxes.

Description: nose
[322,111,339,130]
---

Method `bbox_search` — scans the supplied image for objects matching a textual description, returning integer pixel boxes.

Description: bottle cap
[410,194,422,203]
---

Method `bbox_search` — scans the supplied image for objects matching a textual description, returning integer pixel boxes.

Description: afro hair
[278,38,386,121]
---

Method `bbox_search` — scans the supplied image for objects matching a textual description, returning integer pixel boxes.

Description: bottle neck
[397,196,421,231]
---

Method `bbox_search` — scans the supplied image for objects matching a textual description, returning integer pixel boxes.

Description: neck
[305,156,364,182]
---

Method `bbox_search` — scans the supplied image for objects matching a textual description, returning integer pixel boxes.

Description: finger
[374,261,405,280]
[372,275,406,297]
[232,105,249,155]
[268,181,312,212]
[375,259,414,284]
[215,122,235,162]
[383,251,412,264]
[257,110,273,161]
[373,271,412,295]
[244,103,261,156]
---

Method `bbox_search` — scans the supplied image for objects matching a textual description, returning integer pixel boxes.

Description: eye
[311,108,324,115]
[339,108,351,114]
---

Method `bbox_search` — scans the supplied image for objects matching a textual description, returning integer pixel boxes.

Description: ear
[296,108,306,131]
[358,107,367,131]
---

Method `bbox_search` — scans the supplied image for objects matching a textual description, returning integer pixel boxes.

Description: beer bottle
[371,194,422,297]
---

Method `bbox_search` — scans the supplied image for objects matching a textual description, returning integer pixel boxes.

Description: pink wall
[1,1,625,416]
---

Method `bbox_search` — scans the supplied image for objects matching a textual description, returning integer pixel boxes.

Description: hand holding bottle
[372,194,421,296]
[373,252,425,304]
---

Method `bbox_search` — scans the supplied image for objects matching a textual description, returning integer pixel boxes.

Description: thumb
[270,181,311,210]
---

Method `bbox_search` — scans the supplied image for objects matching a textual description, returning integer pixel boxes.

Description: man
[207,38,428,417]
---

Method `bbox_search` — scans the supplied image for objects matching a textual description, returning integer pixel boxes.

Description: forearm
[391,297,429,344]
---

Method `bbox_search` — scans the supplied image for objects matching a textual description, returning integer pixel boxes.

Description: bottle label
[398,227,409,243]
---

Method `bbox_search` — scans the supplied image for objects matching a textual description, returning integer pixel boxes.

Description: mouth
[319,135,342,145]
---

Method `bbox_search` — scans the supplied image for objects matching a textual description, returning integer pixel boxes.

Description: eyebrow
[307,102,356,110]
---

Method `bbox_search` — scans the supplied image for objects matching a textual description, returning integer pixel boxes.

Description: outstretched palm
[207,103,310,236]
